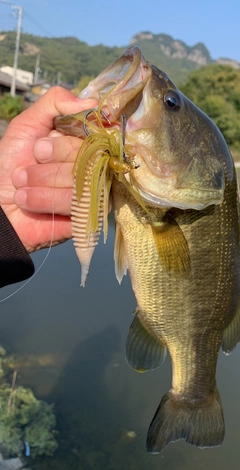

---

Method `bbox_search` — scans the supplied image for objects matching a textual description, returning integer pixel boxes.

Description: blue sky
[0,0,240,62]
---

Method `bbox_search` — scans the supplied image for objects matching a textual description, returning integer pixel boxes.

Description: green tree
[180,64,240,150]
[0,94,24,120]
[72,75,95,95]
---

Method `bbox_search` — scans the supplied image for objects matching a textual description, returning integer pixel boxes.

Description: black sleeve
[0,207,35,288]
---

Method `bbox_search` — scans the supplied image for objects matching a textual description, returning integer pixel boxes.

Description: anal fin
[126,313,166,372]
[114,222,128,284]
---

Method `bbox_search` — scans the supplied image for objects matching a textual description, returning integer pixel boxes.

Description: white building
[0,66,33,85]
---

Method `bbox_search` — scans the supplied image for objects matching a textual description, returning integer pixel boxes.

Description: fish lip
[79,46,148,98]
[79,47,152,120]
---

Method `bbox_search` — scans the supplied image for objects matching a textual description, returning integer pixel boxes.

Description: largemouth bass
[54,47,240,453]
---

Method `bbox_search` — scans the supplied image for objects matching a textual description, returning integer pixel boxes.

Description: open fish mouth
[54,47,152,137]
[79,47,152,120]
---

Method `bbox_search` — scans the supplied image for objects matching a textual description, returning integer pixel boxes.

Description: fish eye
[164,91,181,111]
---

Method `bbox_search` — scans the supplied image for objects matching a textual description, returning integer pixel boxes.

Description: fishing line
[0,161,64,303]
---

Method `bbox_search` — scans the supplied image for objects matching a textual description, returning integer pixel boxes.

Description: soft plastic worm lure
[71,108,149,286]
[72,110,130,286]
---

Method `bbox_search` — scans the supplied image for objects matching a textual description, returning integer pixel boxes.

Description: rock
[0,453,30,470]
[2,459,22,469]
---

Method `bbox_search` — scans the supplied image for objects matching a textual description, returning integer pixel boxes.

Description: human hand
[0,86,97,252]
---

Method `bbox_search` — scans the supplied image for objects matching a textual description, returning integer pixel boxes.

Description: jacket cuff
[0,207,35,288]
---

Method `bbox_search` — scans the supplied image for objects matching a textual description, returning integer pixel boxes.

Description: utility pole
[10,5,22,97]
[34,53,41,83]
[57,71,62,85]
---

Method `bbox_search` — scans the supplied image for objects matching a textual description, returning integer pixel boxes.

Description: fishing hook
[120,114,129,163]
[83,110,139,171]
[83,109,111,136]
[121,114,140,169]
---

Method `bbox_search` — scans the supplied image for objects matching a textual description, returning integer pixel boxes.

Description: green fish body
[54,46,240,453]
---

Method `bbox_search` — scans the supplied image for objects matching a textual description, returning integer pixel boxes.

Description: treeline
[1,29,240,152]
[0,31,204,86]
[0,32,124,84]
[180,64,240,151]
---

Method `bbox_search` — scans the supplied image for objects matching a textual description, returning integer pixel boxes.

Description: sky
[0,0,240,62]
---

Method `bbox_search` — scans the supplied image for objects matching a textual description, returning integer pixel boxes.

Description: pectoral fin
[114,222,128,284]
[126,312,166,372]
[151,215,190,276]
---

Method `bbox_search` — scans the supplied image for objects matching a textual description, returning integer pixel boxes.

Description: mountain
[131,32,240,72]
[131,32,212,65]
[0,30,238,86]
[129,32,213,83]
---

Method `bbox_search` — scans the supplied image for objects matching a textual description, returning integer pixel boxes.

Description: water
[0,226,240,469]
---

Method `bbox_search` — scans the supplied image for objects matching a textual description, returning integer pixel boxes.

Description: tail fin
[146,388,225,453]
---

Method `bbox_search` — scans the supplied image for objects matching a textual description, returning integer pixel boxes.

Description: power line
[0,2,57,85]
[0,2,85,45]
[0,2,92,84]
[0,2,52,35]
[22,10,52,37]
[0,1,16,31]
[0,1,13,5]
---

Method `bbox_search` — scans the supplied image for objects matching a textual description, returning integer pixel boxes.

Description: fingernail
[34,138,53,162]
[14,189,27,207]
[12,168,28,187]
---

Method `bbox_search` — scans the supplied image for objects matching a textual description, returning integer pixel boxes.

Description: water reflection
[0,227,240,469]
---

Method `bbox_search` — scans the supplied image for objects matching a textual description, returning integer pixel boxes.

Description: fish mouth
[54,47,152,136]
[79,47,152,120]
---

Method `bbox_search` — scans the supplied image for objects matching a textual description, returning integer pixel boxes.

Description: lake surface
[0,223,240,470]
